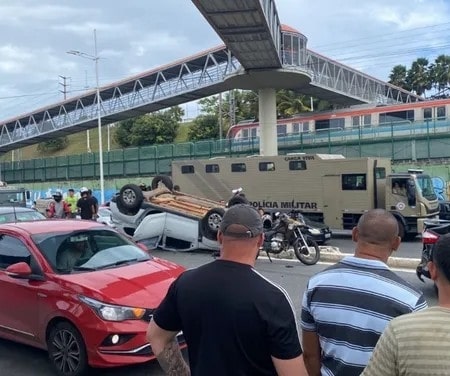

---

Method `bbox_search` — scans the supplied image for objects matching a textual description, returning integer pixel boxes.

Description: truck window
[181,165,195,174]
[259,162,275,171]
[231,163,246,172]
[289,161,307,171]
[375,167,386,179]
[205,164,220,173]
[342,174,367,190]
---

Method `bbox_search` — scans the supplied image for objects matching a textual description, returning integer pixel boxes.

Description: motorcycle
[416,219,450,294]
[260,212,321,265]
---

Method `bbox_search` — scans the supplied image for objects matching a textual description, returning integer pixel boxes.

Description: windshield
[416,175,437,201]
[32,229,151,274]
[0,210,45,223]
[0,191,26,206]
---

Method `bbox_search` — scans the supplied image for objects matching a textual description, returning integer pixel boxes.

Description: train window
[302,121,310,132]
[437,106,446,120]
[342,174,367,190]
[379,110,414,124]
[242,129,249,138]
[251,127,257,137]
[205,164,220,173]
[181,165,195,174]
[375,167,386,179]
[315,119,330,130]
[289,161,307,171]
[231,163,246,172]
[363,115,372,127]
[292,123,300,133]
[277,124,287,135]
[330,118,345,129]
[423,108,432,119]
[259,162,275,172]
[352,116,360,128]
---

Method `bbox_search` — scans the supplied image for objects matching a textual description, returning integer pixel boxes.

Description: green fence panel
[23,169,35,182]
[57,156,68,166]
[157,144,174,158]
[139,146,157,159]
[24,159,34,169]
[46,157,57,168]
[45,166,57,180]
[124,160,139,175]
[109,162,124,176]
[174,143,193,157]
[123,148,139,161]
[81,164,95,178]
[139,159,157,174]
[82,153,95,164]
[57,167,68,180]
[68,154,81,165]
[109,149,124,162]
[68,165,82,179]
[35,159,45,168]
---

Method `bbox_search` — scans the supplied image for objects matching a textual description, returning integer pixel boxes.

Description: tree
[389,65,410,89]
[114,106,182,148]
[187,114,219,141]
[429,54,450,92]
[37,137,68,153]
[276,90,311,117]
[406,58,432,96]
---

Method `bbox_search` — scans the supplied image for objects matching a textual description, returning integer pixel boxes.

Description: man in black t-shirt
[77,187,95,220]
[147,204,305,376]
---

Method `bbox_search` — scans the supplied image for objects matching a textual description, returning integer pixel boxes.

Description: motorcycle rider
[77,187,96,220]
[46,191,71,219]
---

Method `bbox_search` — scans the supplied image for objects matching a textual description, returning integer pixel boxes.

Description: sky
[1,0,450,122]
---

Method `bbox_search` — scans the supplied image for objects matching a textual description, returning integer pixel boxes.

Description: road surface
[1,250,435,376]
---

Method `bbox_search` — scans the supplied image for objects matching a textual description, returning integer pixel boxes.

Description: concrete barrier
[259,246,421,270]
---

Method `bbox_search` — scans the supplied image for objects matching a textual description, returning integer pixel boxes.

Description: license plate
[325,233,331,238]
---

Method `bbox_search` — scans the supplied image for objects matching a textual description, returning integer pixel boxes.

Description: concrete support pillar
[258,88,278,156]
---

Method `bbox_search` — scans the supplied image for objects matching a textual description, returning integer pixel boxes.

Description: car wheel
[118,184,144,212]
[151,175,174,191]
[47,322,88,376]
[201,208,225,241]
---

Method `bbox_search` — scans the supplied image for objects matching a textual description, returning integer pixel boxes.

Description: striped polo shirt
[301,256,428,376]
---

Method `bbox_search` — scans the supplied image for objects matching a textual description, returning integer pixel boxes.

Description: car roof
[0,219,106,235]
[0,207,36,214]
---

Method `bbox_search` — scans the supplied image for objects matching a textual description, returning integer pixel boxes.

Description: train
[226,98,450,143]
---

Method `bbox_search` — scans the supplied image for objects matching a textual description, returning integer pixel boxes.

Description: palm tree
[406,58,432,96]
[276,90,311,117]
[389,65,410,89]
[430,54,450,92]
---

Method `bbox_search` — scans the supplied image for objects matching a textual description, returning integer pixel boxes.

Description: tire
[151,175,174,191]
[294,236,321,265]
[118,184,144,211]
[201,208,226,241]
[47,321,88,376]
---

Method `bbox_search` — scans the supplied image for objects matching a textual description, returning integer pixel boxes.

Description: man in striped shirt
[362,233,450,376]
[301,209,428,376]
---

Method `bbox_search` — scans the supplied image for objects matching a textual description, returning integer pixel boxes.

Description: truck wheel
[151,175,174,191]
[118,184,144,211]
[201,208,225,241]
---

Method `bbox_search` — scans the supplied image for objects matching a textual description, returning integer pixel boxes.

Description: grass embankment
[1,122,192,162]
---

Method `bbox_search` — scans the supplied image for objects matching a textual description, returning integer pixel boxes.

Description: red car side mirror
[5,262,33,279]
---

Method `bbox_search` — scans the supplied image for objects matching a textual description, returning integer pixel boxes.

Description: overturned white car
[109,176,225,252]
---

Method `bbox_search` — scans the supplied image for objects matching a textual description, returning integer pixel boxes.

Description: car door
[0,234,43,342]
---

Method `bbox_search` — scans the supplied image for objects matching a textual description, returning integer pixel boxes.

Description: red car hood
[58,257,184,309]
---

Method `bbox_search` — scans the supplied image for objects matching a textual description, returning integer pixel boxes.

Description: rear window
[289,161,307,170]
[181,165,195,174]
[206,164,220,173]
[259,162,275,171]
[231,163,246,172]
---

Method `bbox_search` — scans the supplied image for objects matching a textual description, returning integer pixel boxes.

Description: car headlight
[79,296,145,322]
[308,228,321,235]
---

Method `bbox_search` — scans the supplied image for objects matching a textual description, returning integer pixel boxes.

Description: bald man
[301,209,427,376]
[147,204,306,376]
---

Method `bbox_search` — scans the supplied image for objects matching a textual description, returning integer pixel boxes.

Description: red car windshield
[32,229,151,274]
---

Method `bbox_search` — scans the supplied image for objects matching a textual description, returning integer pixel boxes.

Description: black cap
[220,204,263,238]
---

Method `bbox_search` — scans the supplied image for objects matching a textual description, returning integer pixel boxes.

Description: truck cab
[385,169,439,237]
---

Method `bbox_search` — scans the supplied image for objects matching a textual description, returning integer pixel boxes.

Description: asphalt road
[1,250,436,376]
[327,233,422,259]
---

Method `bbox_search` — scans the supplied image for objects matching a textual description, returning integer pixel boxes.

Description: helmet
[52,191,63,202]
[80,187,89,194]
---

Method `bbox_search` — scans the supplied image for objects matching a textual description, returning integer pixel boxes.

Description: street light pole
[67,29,105,204]
[93,29,105,205]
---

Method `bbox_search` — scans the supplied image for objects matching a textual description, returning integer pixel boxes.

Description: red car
[0,220,185,375]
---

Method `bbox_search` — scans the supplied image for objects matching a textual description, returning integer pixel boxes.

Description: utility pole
[58,75,70,100]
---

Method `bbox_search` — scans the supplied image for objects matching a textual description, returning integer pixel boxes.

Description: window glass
[437,106,446,119]
[181,165,194,174]
[242,129,249,138]
[289,161,307,170]
[302,121,310,132]
[352,116,360,127]
[423,108,432,119]
[0,235,32,269]
[342,174,367,190]
[251,127,257,137]
[205,164,220,173]
[259,162,275,172]
[277,124,287,136]
[231,163,246,172]
[363,115,372,127]
[292,123,300,133]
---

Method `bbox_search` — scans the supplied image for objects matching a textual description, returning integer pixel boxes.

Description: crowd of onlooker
[146,207,450,376]
[43,187,99,220]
